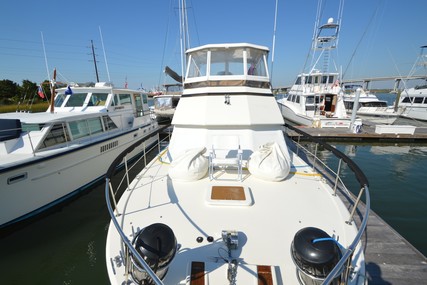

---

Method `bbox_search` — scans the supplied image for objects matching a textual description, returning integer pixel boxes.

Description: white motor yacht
[105,43,370,285]
[277,3,361,128]
[343,85,398,125]
[0,82,161,228]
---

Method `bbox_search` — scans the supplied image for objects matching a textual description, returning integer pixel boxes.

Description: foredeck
[107,148,365,284]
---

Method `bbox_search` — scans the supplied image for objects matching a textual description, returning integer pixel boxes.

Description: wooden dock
[285,124,427,143]
[364,210,427,284]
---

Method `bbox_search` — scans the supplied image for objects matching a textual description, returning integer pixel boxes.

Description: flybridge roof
[186,43,269,53]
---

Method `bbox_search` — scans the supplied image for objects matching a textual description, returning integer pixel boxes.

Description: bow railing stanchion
[347,185,367,225]
[333,159,343,196]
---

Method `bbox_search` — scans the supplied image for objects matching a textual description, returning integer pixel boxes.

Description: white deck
[106,149,364,285]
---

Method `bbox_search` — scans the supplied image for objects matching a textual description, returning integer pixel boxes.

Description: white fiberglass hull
[0,127,159,228]
[278,101,353,128]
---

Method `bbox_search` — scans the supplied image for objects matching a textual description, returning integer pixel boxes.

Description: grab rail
[105,125,170,285]
[285,123,370,284]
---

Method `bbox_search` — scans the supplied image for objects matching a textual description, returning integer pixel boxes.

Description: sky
[1,0,426,91]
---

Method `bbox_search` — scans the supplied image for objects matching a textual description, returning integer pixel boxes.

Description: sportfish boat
[105,43,370,285]
[343,85,398,125]
[277,8,360,128]
[0,82,161,228]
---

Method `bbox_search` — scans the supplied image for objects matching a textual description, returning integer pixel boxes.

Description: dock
[285,123,427,143]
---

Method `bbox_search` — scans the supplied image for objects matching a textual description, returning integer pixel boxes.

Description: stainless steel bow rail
[285,123,370,285]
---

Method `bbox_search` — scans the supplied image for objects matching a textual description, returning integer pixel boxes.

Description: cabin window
[307,76,313,84]
[22,124,44,132]
[187,51,207,78]
[118,94,132,105]
[402,97,412,103]
[306,96,315,104]
[111,94,119,106]
[40,123,69,149]
[142,93,148,104]
[69,120,90,139]
[87,118,103,134]
[295,77,301,85]
[296,95,300,103]
[65,93,88,107]
[328,76,335,84]
[103,116,118,131]
[54,94,66,107]
[322,76,328,84]
[414,97,424,104]
[314,76,320,84]
[89,93,109,106]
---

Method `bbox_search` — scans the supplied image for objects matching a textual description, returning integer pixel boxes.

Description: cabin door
[133,94,144,117]
[324,94,337,113]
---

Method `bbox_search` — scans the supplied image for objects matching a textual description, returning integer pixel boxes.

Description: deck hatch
[211,186,245,200]
[207,186,252,206]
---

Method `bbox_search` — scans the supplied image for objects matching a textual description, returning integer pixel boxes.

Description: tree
[0,79,20,104]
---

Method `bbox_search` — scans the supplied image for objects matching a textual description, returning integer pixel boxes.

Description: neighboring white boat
[277,4,360,128]
[343,85,398,124]
[105,43,370,285]
[397,46,427,121]
[0,82,161,228]
[398,85,427,121]
[152,84,182,123]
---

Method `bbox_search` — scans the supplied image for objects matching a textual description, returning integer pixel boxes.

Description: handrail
[105,125,170,285]
[284,123,370,284]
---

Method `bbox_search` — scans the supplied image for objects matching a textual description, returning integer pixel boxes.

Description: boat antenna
[270,0,279,84]
[99,26,111,83]
[91,40,100,82]
[41,32,51,82]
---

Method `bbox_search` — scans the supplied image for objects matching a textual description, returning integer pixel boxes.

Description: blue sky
[1,0,426,90]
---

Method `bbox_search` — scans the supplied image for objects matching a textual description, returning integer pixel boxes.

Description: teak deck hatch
[206,186,253,206]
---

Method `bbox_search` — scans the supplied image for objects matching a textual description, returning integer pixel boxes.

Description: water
[1,128,427,283]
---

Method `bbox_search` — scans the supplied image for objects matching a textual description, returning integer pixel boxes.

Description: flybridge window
[210,47,244,75]
[65,93,88,107]
[247,48,267,76]
[187,50,208,78]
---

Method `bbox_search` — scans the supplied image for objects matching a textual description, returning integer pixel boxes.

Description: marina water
[1,94,426,283]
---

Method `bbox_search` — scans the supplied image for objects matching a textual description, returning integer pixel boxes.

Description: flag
[65,85,73,95]
[37,85,45,99]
